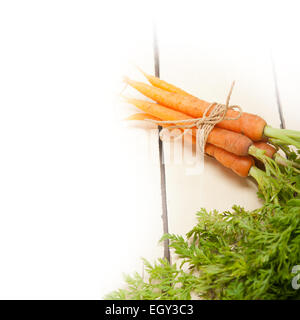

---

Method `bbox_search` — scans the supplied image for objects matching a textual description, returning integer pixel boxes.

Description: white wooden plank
[0,1,163,299]
[155,3,280,238]
[268,4,300,129]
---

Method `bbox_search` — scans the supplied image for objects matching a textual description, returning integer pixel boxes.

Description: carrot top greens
[106,202,300,300]
[105,144,300,300]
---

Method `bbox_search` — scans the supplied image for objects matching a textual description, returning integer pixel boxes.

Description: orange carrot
[126,113,161,121]
[205,144,254,177]
[127,112,253,177]
[130,113,297,176]
[127,113,300,177]
[128,113,276,161]
[124,77,267,141]
[125,97,253,156]
[140,71,272,146]
[253,141,277,159]
[139,69,189,95]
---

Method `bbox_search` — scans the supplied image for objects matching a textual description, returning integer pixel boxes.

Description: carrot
[140,73,289,157]
[139,69,189,95]
[205,144,254,177]
[124,97,190,125]
[128,113,255,177]
[125,97,253,156]
[129,112,300,176]
[253,142,276,159]
[250,141,300,171]
[127,112,254,177]
[127,113,300,185]
[124,77,266,141]
[125,76,300,148]
[139,73,284,150]
[139,72,275,146]
[126,113,160,121]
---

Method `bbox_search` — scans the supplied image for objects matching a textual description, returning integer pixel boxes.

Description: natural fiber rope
[145,81,242,154]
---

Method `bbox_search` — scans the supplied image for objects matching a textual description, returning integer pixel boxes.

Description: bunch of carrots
[107,71,300,300]
[124,70,300,202]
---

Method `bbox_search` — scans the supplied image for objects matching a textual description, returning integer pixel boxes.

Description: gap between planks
[270,52,286,129]
[153,23,171,263]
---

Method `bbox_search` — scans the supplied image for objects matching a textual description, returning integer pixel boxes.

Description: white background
[0,0,299,299]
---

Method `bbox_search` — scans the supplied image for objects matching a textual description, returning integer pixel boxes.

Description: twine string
[144,81,242,154]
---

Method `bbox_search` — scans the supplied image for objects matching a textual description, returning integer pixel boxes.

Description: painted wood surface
[0,1,298,299]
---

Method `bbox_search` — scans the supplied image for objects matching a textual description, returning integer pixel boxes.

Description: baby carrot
[127,112,254,177]
[125,76,300,148]
[205,144,254,177]
[124,98,253,157]
[139,69,189,95]
[126,112,170,128]
[250,141,300,171]
[126,113,161,121]
[253,142,276,159]
[124,77,266,141]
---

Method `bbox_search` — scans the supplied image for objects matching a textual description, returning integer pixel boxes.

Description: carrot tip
[120,95,130,102]
[123,76,131,84]
[124,115,134,121]
[121,96,140,107]
[125,114,142,121]
[136,66,149,78]
[135,65,144,73]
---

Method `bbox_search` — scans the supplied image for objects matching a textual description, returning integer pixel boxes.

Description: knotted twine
[144,81,242,154]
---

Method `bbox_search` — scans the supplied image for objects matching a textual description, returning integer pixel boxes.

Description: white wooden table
[0,1,298,300]
[107,2,300,298]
